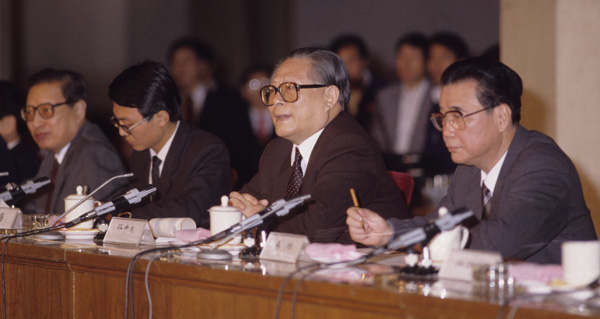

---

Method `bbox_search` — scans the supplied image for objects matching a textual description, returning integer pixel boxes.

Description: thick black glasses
[260,82,327,106]
[430,106,497,131]
[21,102,70,122]
[111,115,151,134]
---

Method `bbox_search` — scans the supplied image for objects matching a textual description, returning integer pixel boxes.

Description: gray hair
[275,48,350,110]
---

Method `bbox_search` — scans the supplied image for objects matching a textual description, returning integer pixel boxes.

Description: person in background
[0,81,40,183]
[347,58,596,264]
[230,48,410,244]
[427,32,470,105]
[330,34,385,129]
[236,65,276,188]
[168,37,255,189]
[23,69,126,214]
[109,61,231,227]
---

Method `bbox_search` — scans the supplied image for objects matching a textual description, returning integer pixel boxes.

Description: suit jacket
[30,121,127,214]
[9,140,40,183]
[241,111,411,244]
[130,122,231,228]
[390,125,597,263]
[371,81,437,154]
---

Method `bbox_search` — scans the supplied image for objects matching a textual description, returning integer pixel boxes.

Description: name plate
[259,232,309,263]
[438,249,502,281]
[103,217,155,246]
[0,208,22,229]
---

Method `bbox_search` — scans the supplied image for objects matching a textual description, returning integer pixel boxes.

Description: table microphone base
[32,231,65,241]
[197,249,233,261]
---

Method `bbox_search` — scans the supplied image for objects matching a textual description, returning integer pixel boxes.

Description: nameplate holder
[259,232,309,263]
[103,217,155,246]
[438,249,502,281]
[0,207,22,229]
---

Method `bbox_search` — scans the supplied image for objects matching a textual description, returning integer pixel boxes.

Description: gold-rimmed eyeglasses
[110,115,151,134]
[430,106,497,131]
[21,102,70,122]
[260,82,327,106]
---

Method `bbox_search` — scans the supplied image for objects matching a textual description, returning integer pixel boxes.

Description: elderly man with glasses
[229,48,410,244]
[347,58,596,264]
[109,61,231,227]
[23,68,126,214]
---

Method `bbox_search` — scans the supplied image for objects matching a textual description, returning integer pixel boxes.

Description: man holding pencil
[229,48,410,244]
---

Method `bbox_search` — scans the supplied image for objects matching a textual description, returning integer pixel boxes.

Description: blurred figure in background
[428,32,470,105]
[168,37,254,189]
[0,81,40,183]
[236,65,276,188]
[330,34,386,129]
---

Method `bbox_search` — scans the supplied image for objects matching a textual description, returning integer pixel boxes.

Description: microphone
[0,177,50,205]
[207,194,311,243]
[386,207,473,251]
[64,186,157,228]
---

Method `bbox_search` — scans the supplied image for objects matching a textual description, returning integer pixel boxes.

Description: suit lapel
[155,122,188,199]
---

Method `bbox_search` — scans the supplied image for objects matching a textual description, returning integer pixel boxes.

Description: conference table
[0,237,598,318]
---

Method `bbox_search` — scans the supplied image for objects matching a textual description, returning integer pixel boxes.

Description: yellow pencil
[350,188,364,229]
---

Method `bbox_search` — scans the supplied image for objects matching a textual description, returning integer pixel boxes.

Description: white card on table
[438,249,502,281]
[0,207,22,229]
[259,232,309,263]
[103,217,155,246]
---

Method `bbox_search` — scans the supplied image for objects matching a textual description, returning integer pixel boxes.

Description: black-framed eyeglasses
[111,115,152,134]
[21,101,70,122]
[260,82,328,106]
[430,106,497,131]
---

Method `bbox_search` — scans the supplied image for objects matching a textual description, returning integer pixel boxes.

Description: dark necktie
[284,148,303,199]
[152,156,162,185]
[482,183,492,219]
[44,159,59,213]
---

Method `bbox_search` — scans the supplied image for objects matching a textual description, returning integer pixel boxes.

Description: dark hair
[276,48,350,110]
[239,64,272,87]
[395,32,429,60]
[0,81,27,136]
[108,60,181,122]
[167,37,215,64]
[329,34,369,59]
[430,32,469,60]
[27,68,87,104]
[441,58,522,123]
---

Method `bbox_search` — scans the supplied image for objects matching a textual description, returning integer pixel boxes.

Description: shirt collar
[149,121,180,164]
[290,128,324,174]
[6,138,20,150]
[480,151,508,194]
[54,142,71,165]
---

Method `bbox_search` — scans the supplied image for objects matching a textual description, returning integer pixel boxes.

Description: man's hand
[229,191,269,218]
[346,207,393,246]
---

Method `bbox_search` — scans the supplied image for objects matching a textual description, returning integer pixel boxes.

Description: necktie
[284,148,303,199]
[44,159,60,213]
[152,156,162,185]
[482,183,492,219]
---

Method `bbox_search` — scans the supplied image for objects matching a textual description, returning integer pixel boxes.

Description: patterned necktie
[482,183,492,219]
[284,148,303,199]
[152,156,162,185]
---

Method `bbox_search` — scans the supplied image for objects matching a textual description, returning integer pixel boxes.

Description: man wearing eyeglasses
[229,48,410,244]
[109,61,231,227]
[24,68,126,214]
[347,58,596,263]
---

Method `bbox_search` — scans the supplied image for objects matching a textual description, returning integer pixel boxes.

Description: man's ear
[73,100,87,123]
[495,103,512,132]
[154,110,171,126]
[324,85,340,110]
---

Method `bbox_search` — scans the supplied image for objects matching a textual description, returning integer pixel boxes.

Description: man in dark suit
[109,61,231,228]
[23,69,126,214]
[230,48,410,244]
[347,58,597,263]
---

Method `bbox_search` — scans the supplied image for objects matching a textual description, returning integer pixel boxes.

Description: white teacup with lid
[209,195,242,244]
[64,185,95,229]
